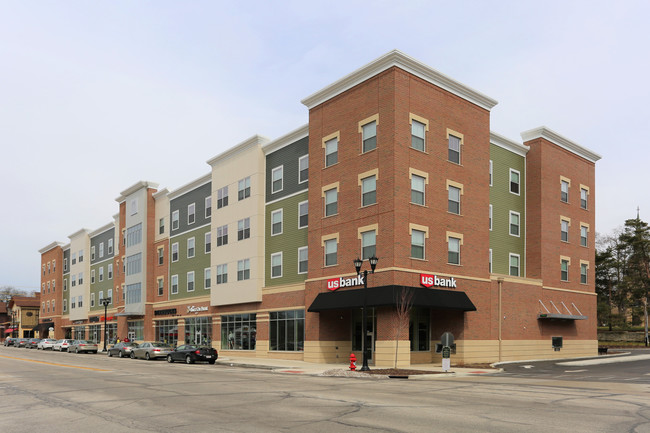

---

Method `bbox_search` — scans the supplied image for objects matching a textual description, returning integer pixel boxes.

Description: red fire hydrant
[349,353,357,371]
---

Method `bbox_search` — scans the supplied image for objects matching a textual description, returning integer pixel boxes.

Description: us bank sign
[420,273,457,288]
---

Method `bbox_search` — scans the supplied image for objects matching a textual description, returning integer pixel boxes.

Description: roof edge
[521,126,602,163]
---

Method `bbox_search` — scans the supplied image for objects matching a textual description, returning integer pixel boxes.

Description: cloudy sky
[1,1,648,291]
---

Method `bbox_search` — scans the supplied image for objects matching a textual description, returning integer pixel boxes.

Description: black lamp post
[11,310,16,338]
[100,297,111,352]
[354,255,378,371]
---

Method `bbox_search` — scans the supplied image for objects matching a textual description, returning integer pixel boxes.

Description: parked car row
[4,337,218,365]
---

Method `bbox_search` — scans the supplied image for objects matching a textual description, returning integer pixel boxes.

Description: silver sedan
[130,342,173,360]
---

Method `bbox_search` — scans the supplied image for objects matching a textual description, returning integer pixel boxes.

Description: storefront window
[74,326,86,340]
[184,317,212,345]
[106,323,117,344]
[409,308,430,351]
[221,314,256,350]
[270,310,304,351]
[88,325,101,343]
[128,320,144,341]
[155,319,178,346]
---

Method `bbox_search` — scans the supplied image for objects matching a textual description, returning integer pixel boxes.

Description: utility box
[552,336,563,351]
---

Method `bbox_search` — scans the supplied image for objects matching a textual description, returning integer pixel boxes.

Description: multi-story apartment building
[38,50,600,366]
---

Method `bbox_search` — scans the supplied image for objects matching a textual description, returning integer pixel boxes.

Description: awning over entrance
[31,322,54,333]
[308,285,476,312]
[537,313,587,320]
[4,329,13,334]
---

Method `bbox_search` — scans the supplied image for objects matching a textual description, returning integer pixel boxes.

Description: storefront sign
[420,273,457,288]
[89,316,100,323]
[327,274,365,291]
[99,316,115,321]
[187,306,208,314]
[154,308,177,316]
[72,320,85,325]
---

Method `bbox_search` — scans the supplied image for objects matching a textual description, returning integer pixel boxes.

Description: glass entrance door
[352,308,376,362]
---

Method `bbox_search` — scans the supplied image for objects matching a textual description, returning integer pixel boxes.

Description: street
[1,346,649,433]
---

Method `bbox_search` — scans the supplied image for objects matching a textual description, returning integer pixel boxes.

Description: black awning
[32,322,54,332]
[308,285,476,312]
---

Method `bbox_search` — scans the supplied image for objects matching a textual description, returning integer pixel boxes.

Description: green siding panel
[169,224,212,300]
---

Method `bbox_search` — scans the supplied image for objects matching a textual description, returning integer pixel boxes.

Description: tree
[393,287,414,368]
[0,286,30,303]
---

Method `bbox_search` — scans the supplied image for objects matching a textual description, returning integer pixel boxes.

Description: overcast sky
[1,1,648,291]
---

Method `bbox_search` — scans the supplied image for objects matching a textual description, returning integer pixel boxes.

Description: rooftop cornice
[38,241,66,254]
[206,135,270,167]
[88,222,115,238]
[262,124,309,155]
[168,173,211,200]
[68,228,91,240]
[301,49,498,111]
[521,126,602,163]
[153,188,169,200]
[490,131,529,157]
[115,181,159,203]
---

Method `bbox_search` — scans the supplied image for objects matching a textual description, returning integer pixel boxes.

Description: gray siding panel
[266,137,309,202]
[170,182,212,236]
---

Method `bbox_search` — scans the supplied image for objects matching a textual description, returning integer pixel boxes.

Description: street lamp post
[354,255,378,372]
[100,298,111,352]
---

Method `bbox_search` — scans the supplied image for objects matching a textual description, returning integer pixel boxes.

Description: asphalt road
[1,346,649,433]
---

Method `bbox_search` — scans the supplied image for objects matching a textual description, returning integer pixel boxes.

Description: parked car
[3,337,15,346]
[107,342,139,358]
[166,344,218,364]
[14,337,29,348]
[37,338,58,350]
[68,340,99,354]
[130,342,173,360]
[53,339,75,352]
[25,338,41,349]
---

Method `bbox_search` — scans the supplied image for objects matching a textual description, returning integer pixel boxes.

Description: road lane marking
[0,354,110,371]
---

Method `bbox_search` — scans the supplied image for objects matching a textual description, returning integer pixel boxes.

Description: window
[108,239,113,255]
[52,281,55,292]
[411,174,425,205]
[205,196,212,218]
[91,270,95,284]
[580,225,588,247]
[270,310,304,351]
[271,209,283,235]
[78,272,83,284]
[130,198,138,215]
[157,278,164,296]
[126,223,142,247]
[324,238,337,266]
[325,137,338,167]
[171,243,179,262]
[271,252,282,278]
[510,169,520,195]
[217,186,228,209]
[237,259,250,281]
[64,278,68,291]
[99,243,104,258]
[217,264,227,284]
[448,185,461,214]
[561,179,569,203]
[172,210,179,230]
[187,237,195,258]
[489,160,493,186]
[411,119,425,151]
[324,188,338,216]
[126,253,142,276]
[221,314,256,350]
[205,232,211,253]
[448,237,460,265]
[298,155,308,183]
[108,289,113,303]
[79,250,84,262]
[204,268,211,289]
[411,229,425,259]
[52,300,55,312]
[561,259,569,281]
[158,248,164,265]
[489,205,493,231]
[448,134,461,164]
[272,166,283,193]
[510,254,520,277]
[43,264,45,275]
[410,308,430,351]
[63,299,68,312]
[580,263,588,284]
[238,177,251,200]
[217,225,228,246]
[99,290,104,303]
[361,230,376,260]
[187,271,195,292]
[108,264,113,279]
[362,120,377,152]
[238,218,250,240]
[64,257,68,271]
[159,217,165,234]
[91,293,95,308]
[298,201,308,228]
[361,175,376,206]
[580,187,588,209]
[78,296,83,308]
[489,249,493,273]
[188,203,196,225]
[99,267,104,282]
[72,275,76,287]
[171,275,178,294]
[510,211,520,236]
[298,247,308,274]
[91,246,96,261]
[72,252,76,265]
[53,260,56,272]
[561,219,570,242]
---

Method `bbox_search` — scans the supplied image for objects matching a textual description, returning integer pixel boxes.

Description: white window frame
[171,242,179,263]
[448,237,460,265]
[298,201,308,229]
[188,203,196,225]
[187,271,195,292]
[325,137,338,167]
[580,263,588,284]
[361,230,376,260]
[217,264,227,285]
[324,238,337,267]
[580,225,588,247]
[298,246,308,274]
[361,120,377,153]
[411,174,426,206]
[489,204,493,231]
[561,219,570,242]
[411,229,425,260]
[204,268,211,289]
[361,175,377,207]
[271,209,283,236]
[411,119,426,151]
[489,160,493,186]
[205,196,212,218]
[172,210,180,230]
[509,169,520,195]
[561,179,570,203]
[509,211,521,237]
[171,275,179,294]
[561,259,569,281]
[509,253,520,277]
[187,237,195,258]
[298,155,309,184]
[448,185,461,214]
[205,232,211,253]
[272,166,284,194]
[271,252,283,279]
[580,187,588,210]
[238,176,251,201]
[324,188,338,217]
